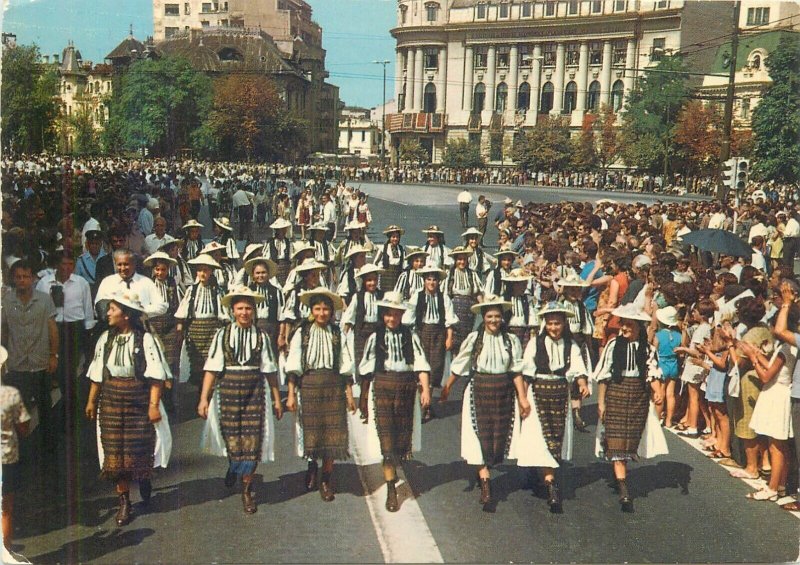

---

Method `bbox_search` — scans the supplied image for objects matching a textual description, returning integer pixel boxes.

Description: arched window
[563,81,578,113]
[540,81,554,113]
[517,82,531,111]
[587,80,601,111]
[611,80,624,112]
[218,47,244,62]
[751,54,761,69]
[423,83,437,113]
[473,82,486,112]
[495,82,508,112]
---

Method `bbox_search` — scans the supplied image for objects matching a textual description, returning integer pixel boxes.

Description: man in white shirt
[751,235,767,273]
[783,209,800,267]
[137,199,158,236]
[707,203,726,230]
[475,195,489,245]
[321,192,337,242]
[142,217,170,256]
[95,249,168,320]
[457,188,473,229]
[232,185,255,241]
[35,252,95,432]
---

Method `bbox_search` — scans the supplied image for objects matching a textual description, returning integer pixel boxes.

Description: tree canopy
[510,116,571,173]
[441,139,484,169]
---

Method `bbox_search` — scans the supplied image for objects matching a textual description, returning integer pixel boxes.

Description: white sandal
[746,488,778,501]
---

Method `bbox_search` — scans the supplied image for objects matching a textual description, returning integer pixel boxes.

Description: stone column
[624,38,636,97]
[601,40,613,105]
[530,44,542,118]
[508,45,519,113]
[576,42,589,113]
[553,42,565,115]
[413,46,425,111]
[395,49,405,108]
[436,47,447,113]
[464,44,474,111]
[485,45,497,111]
[406,48,416,111]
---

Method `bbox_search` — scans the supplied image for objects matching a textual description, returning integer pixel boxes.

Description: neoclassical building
[388,0,745,164]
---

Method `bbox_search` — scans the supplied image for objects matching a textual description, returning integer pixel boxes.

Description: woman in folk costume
[338,221,374,264]
[295,188,313,241]
[514,301,590,513]
[357,291,431,512]
[212,217,240,264]
[279,259,327,352]
[593,303,667,513]
[373,225,406,293]
[198,287,283,514]
[285,288,356,502]
[262,218,293,287]
[231,244,267,287]
[200,241,237,291]
[336,245,368,304]
[462,227,493,277]
[181,219,205,262]
[282,242,318,293]
[242,257,284,358]
[176,254,229,388]
[402,266,459,421]
[393,246,428,301]
[502,268,537,350]
[421,225,452,270]
[159,236,193,292]
[342,264,384,383]
[444,246,485,355]
[440,296,531,505]
[307,222,337,290]
[84,291,172,526]
[558,272,595,433]
[484,247,517,297]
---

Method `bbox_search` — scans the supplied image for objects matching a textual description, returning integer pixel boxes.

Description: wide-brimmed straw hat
[449,245,474,258]
[200,241,227,255]
[656,306,680,327]
[241,243,264,263]
[422,225,443,235]
[559,272,589,288]
[308,222,329,232]
[538,301,575,318]
[143,251,177,268]
[182,219,204,230]
[494,247,518,259]
[383,225,405,235]
[295,258,327,273]
[471,294,512,315]
[611,303,651,322]
[221,286,265,308]
[502,268,532,282]
[244,256,278,278]
[299,287,344,311]
[157,235,183,250]
[376,291,410,312]
[270,218,292,230]
[405,246,429,261]
[345,245,369,260]
[356,264,384,279]
[213,217,234,231]
[109,290,146,313]
[344,220,366,231]
[291,242,316,261]
[461,227,483,239]
[187,254,221,269]
[417,266,447,280]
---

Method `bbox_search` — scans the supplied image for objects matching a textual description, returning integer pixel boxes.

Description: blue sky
[2,0,397,108]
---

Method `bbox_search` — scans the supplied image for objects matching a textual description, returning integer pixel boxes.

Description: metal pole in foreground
[716,0,741,203]
[373,60,390,168]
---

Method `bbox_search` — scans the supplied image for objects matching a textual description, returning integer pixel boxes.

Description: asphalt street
[10,183,798,564]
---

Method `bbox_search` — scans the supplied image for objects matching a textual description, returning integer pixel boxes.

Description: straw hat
[308,222,329,232]
[182,219,204,230]
[417,266,447,280]
[295,258,327,273]
[241,243,264,263]
[356,264,384,279]
[157,235,183,250]
[213,217,234,231]
[494,247,518,259]
[344,220,366,231]
[611,303,651,322]
[299,287,344,311]
[502,268,532,282]
[221,286,265,308]
[187,254,221,269]
[656,306,680,327]
[559,272,589,288]
[383,225,405,235]
[244,256,278,279]
[291,242,316,261]
[422,225,443,235]
[143,251,177,268]
[344,245,369,260]
[503,197,513,205]
[404,246,429,261]
[109,290,146,312]
[461,227,483,239]
[270,218,292,230]
[200,241,227,255]
[538,301,576,318]
[449,245,474,258]
[471,294,512,315]
[515,200,524,208]
[376,291,410,312]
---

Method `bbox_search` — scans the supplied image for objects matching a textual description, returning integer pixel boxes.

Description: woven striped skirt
[532,378,569,460]
[149,315,179,373]
[299,369,350,460]
[418,323,447,388]
[217,369,265,462]
[256,319,280,360]
[603,377,649,460]
[507,326,531,351]
[276,258,292,287]
[471,372,515,468]
[186,318,223,384]
[451,294,477,356]
[373,371,417,462]
[98,377,155,481]
[354,322,377,381]
[380,264,402,294]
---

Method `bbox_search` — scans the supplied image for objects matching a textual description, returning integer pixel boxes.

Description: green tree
[510,116,571,173]
[441,138,484,169]
[399,139,428,165]
[1,44,59,153]
[570,114,598,172]
[594,104,621,183]
[751,34,800,185]
[60,106,102,155]
[673,100,720,180]
[619,55,689,173]
[104,56,212,155]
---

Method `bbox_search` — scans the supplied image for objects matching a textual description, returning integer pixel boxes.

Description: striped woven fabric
[217,369,265,462]
[373,371,418,463]
[603,377,649,460]
[186,318,224,384]
[380,264,402,295]
[507,325,531,351]
[451,295,477,356]
[418,323,446,388]
[300,369,350,460]
[149,315,179,373]
[353,321,377,381]
[99,377,156,481]
[471,372,515,468]
[532,378,569,459]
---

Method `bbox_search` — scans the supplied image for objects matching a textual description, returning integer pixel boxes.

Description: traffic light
[722,158,749,191]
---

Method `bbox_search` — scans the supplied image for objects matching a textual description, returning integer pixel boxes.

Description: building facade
[388,0,744,164]
[338,108,381,157]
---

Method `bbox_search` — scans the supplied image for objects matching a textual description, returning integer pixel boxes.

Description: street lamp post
[373,60,390,168]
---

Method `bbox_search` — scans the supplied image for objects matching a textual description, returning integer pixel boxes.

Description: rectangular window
[613,39,626,64]
[545,1,556,17]
[522,1,533,17]
[400,6,407,23]
[591,0,603,13]
[499,2,510,18]
[201,20,210,27]
[164,3,179,16]
[746,7,770,25]
[543,42,556,66]
[741,97,750,119]
[221,19,228,26]
[497,47,510,68]
[202,2,212,12]
[614,0,626,11]
[474,46,488,68]
[655,0,668,8]
[566,43,579,66]
[361,131,366,142]
[426,5,437,22]
[651,37,665,61]
[476,3,487,18]
[568,0,579,15]
[589,41,602,65]
[165,26,179,37]
[184,2,190,14]
[519,44,533,67]
[423,48,439,69]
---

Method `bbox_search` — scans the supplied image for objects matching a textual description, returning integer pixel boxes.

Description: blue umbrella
[680,229,752,257]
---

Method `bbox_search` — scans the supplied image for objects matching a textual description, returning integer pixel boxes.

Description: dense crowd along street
[1,154,800,563]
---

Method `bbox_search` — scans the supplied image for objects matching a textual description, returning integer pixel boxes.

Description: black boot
[479,478,491,505]
[618,479,633,513]
[139,479,152,505]
[385,480,399,512]
[242,475,257,514]
[572,407,588,432]
[305,460,318,492]
[546,480,563,513]
[116,491,132,526]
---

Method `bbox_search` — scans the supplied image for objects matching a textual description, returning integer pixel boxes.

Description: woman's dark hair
[737,296,766,327]
[308,294,334,311]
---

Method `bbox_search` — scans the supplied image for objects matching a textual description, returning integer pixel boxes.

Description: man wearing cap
[75,229,107,299]
[457,188,473,229]
[143,217,170,256]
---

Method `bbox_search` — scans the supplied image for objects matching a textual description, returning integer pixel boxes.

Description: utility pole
[373,60,390,168]
[717,0,741,203]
